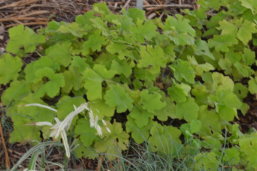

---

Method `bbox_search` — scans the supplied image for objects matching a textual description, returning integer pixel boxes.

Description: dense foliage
[1,0,257,170]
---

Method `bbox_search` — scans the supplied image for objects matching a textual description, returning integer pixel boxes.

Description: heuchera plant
[1,0,257,169]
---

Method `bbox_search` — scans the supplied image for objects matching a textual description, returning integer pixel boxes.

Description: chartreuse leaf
[74,118,98,146]
[155,97,177,121]
[58,22,87,38]
[123,8,146,23]
[217,20,238,35]
[9,94,55,143]
[239,133,257,169]
[83,30,107,52]
[92,2,111,15]
[1,81,31,105]
[176,97,199,122]
[168,81,191,103]
[126,116,153,144]
[0,54,23,85]
[75,11,95,30]
[208,35,238,52]
[234,83,248,100]
[195,40,215,60]
[71,56,90,73]
[240,0,257,15]
[148,123,181,155]
[190,120,202,133]
[24,56,60,82]
[56,96,86,120]
[106,43,132,60]
[192,84,209,105]
[222,147,240,165]
[88,99,115,120]
[94,120,129,161]
[134,66,160,81]
[242,48,255,66]
[164,15,195,45]
[194,152,219,170]
[120,84,141,104]
[83,64,116,100]
[248,77,257,94]
[45,42,73,67]
[140,89,166,113]
[137,45,167,69]
[73,140,99,159]
[62,66,83,93]
[104,84,134,113]
[110,59,134,77]
[130,20,159,43]
[188,56,215,76]
[128,104,154,128]
[6,25,45,55]
[170,60,195,84]
[32,67,65,98]
[218,18,257,45]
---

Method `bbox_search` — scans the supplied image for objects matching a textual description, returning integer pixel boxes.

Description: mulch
[1,0,257,170]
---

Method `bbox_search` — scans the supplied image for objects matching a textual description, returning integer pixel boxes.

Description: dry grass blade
[144,4,194,11]
[0,17,47,22]
[6,22,47,28]
[0,0,38,10]
[0,116,10,170]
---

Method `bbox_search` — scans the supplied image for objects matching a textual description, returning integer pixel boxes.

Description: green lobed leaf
[104,84,134,113]
[83,64,116,100]
[140,89,166,113]
[6,25,45,55]
[0,54,23,85]
[33,67,65,98]
[176,97,199,122]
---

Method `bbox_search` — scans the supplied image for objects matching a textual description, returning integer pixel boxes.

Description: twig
[95,155,103,171]
[120,0,131,12]
[0,116,10,170]
[0,17,47,22]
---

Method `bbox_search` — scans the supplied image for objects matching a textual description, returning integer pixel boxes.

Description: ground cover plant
[1,0,257,170]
